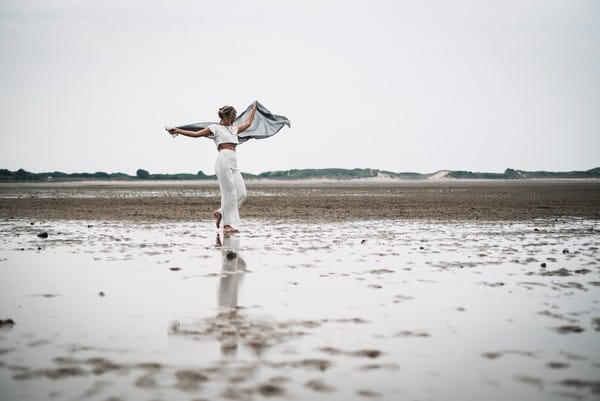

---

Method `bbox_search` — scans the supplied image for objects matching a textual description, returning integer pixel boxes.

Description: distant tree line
[0,167,599,182]
[0,168,214,181]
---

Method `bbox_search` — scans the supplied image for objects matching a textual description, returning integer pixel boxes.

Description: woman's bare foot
[213,210,222,228]
[223,225,239,235]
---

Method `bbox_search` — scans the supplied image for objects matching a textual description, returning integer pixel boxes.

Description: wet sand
[1,182,599,400]
[1,180,599,221]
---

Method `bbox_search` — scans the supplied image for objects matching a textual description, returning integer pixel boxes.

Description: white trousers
[215,150,247,227]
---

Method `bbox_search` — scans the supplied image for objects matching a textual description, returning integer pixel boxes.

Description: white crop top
[208,124,239,147]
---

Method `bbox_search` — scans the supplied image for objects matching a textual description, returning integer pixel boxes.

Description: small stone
[562,249,569,254]
[481,351,502,359]
[257,383,285,397]
[0,319,15,327]
[540,262,547,268]
[553,325,584,334]
[30,222,34,225]
[360,239,366,244]
[352,349,382,358]
[534,228,539,232]
[37,232,48,238]
[98,291,105,297]
[546,361,569,369]
[419,246,424,250]
[37,247,41,250]
[169,267,182,271]
[87,225,93,228]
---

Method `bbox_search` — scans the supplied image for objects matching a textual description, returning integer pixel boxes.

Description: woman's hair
[218,106,237,124]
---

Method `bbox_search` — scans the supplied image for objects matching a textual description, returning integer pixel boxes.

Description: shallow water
[0,218,599,400]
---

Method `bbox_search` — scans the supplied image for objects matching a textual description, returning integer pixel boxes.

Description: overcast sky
[1,0,598,175]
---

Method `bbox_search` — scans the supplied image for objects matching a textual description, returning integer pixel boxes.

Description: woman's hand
[167,127,178,135]
[237,102,258,134]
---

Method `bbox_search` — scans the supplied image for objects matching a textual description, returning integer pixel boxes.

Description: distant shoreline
[1,167,599,183]
[1,177,600,188]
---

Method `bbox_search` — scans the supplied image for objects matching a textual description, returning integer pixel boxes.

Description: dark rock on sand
[574,269,591,274]
[369,269,394,274]
[169,267,182,271]
[257,383,285,397]
[0,319,15,327]
[37,231,48,238]
[562,248,570,254]
[556,379,600,394]
[481,352,502,359]
[540,262,547,268]
[320,347,382,358]
[552,325,584,334]
[98,291,105,297]
[351,349,382,358]
[546,361,570,369]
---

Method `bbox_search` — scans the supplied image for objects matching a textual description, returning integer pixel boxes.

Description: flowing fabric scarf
[174,101,290,144]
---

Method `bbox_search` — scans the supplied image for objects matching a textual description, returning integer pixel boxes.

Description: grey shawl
[175,101,290,144]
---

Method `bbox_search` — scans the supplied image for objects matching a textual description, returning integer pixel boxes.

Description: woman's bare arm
[168,127,212,138]
[236,102,257,134]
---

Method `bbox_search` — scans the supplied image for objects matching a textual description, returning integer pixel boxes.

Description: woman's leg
[232,166,247,208]
[215,152,240,229]
[215,154,246,229]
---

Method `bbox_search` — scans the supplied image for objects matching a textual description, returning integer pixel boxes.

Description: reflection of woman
[168,103,257,234]
[216,234,246,308]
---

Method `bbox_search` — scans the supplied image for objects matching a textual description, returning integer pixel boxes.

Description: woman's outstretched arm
[236,102,257,134]
[168,127,212,138]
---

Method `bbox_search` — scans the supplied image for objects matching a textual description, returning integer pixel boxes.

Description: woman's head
[218,106,237,125]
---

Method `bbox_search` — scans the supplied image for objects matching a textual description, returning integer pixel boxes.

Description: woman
[168,103,257,234]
